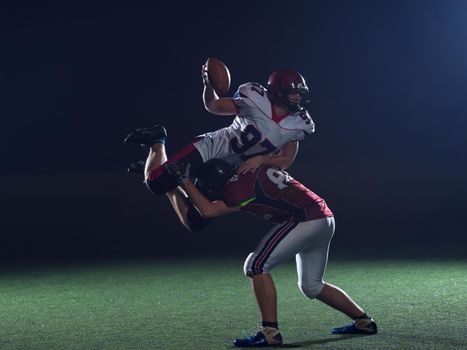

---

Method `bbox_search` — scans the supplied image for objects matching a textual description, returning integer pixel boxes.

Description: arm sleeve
[233,83,256,110]
[232,82,270,119]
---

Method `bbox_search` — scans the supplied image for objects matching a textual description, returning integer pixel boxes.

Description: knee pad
[298,281,324,299]
[243,253,270,277]
[145,172,179,195]
[243,253,254,277]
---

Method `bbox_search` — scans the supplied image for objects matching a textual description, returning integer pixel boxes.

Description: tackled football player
[164,159,378,347]
[123,64,315,198]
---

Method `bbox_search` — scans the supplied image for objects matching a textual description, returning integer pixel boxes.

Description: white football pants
[243,217,335,299]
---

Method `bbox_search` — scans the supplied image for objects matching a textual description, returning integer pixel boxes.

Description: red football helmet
[267,69,309,112]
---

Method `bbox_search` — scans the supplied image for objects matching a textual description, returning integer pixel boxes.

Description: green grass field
[0,258,465,350]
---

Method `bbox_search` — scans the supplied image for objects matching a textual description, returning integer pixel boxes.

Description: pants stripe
[251,220,298,274]
[147,137,204,181]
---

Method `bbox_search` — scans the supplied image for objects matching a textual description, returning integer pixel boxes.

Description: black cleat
[123,125,167,147]
[127,160,145,175]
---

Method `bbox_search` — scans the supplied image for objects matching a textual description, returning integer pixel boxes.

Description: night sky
[1,1,466,261]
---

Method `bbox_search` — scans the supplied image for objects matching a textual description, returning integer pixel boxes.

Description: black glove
[165,161,191,184]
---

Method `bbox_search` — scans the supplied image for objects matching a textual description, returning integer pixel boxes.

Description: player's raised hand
[237,155,266,175]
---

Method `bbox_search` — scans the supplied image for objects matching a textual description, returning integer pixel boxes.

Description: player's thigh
[244,220,299,276]
[245,218,332,275]
[295,217,335,285]
[145,141,204,195]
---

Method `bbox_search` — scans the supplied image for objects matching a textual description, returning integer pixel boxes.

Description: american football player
[165,159,378,347]
[123,67,314,195]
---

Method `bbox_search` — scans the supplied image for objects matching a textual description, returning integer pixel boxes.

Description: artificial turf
[0,258,465,350]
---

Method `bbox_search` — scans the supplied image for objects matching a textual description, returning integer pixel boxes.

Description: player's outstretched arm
[202,64,237,115]
[181,179,239,218]
[203,86,237,115]
[237,141,299,174]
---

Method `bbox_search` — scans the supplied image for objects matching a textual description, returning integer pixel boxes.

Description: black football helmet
[267,69,309,112]
[194,159,234,201]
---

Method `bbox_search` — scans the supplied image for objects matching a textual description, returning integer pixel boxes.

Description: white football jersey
[194,82,315,167]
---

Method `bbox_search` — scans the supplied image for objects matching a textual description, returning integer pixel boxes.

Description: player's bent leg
[145,140,204,195]
[295,217,335,300]
[317,283,377,335]
[130,132,211,231]
[293,217,377,335]
[145,143,167,179]
[237,220,309,348]
[241,224,294,334]
[238,219,338,347]
[316,283,364,319]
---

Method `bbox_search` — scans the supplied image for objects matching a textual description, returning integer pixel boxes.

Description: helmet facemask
[267,69,310,112]
[282,85,309,112]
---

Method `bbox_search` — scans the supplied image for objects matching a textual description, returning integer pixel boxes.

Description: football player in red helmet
[163,158,377,347]
[124,65,314,197]
[266,69,310,113]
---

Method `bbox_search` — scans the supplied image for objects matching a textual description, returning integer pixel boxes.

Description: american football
[206,57,231,96]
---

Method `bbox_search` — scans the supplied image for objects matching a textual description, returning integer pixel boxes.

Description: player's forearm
[265,141,298,170]
[181,180,212,217]
[262,154,294,170]
[165,188,192,231]
[203,86,237,115]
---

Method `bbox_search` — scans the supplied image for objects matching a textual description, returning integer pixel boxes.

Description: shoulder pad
[233,82,271,116]
[237,82,267,98]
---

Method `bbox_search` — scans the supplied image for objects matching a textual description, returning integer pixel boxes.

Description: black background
[1,0,466,262]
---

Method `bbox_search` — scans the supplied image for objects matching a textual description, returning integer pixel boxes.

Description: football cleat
[331,318,378,335]
[127,160,145,175]
[123,125,167,147]
[233,326,283,347]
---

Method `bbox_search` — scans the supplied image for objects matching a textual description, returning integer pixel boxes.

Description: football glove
[165,161,191,185]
